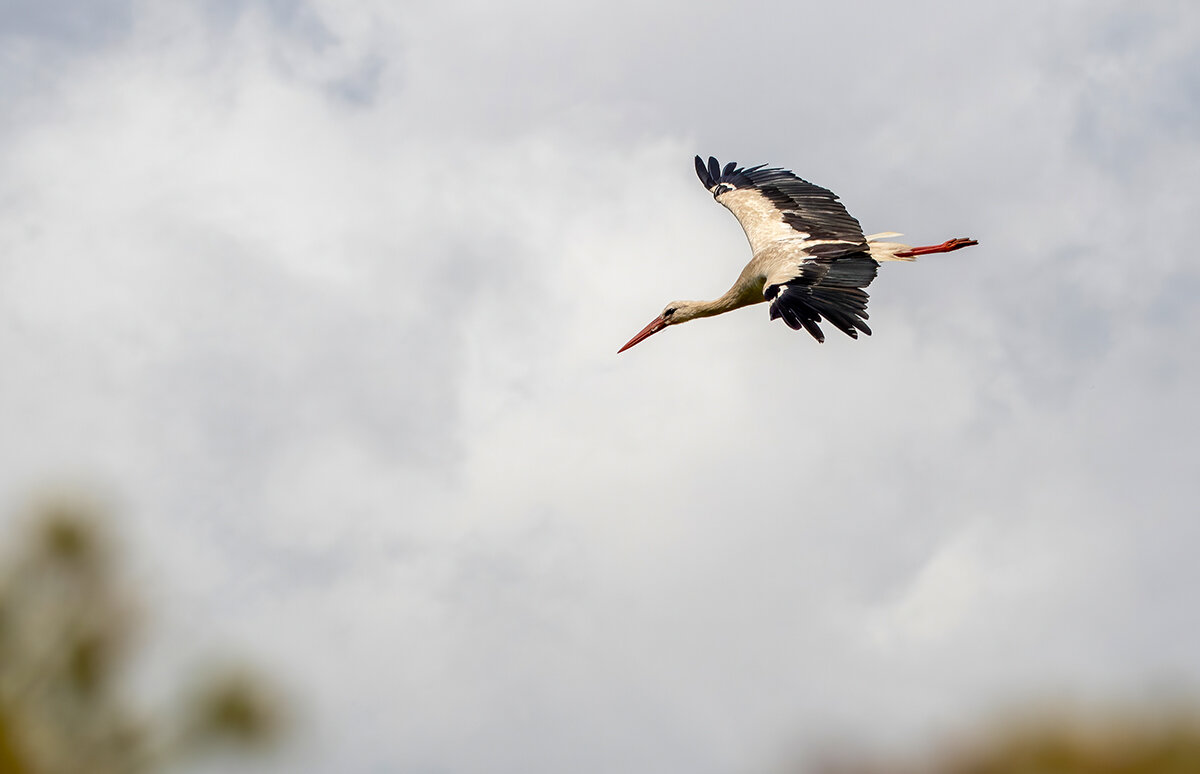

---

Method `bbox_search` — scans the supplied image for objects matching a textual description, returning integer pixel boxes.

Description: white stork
[618,156,977,352]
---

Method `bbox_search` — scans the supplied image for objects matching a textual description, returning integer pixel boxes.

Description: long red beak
[618,315,668,353]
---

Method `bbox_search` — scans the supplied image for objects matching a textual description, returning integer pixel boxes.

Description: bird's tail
[866,233,916,262]
[867,234,979,262]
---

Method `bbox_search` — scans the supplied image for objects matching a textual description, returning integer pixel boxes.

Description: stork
[618,156,977,353]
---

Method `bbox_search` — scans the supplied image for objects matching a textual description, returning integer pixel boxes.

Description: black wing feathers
[693,154,865,244]
[693,155,879,344]
[766,253,878,343]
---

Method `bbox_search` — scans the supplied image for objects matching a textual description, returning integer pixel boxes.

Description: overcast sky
[2,1,1199,772]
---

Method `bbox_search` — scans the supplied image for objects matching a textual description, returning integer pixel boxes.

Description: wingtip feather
[694,155,712,188]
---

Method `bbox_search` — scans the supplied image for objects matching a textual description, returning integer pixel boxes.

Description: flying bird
[618,156,978,353]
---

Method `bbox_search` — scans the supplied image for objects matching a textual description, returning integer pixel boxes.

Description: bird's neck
[691,278,763,319]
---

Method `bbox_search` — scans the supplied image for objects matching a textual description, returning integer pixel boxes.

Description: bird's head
[617,301,702,353]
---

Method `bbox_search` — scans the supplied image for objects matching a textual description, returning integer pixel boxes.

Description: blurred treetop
[0,493,284,774]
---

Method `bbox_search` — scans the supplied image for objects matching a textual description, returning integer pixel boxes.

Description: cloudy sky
[2,0,1199,771]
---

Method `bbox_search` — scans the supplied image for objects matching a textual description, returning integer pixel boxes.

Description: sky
[2,1,1199,772]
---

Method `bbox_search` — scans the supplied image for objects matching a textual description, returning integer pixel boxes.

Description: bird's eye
[663,307,676,318]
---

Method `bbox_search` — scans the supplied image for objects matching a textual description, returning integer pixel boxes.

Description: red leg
[894,237,978,258]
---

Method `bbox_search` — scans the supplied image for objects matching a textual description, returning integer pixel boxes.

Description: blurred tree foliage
[815,702,1200,774]
[0,494,284,774]
[7,492,1197,774]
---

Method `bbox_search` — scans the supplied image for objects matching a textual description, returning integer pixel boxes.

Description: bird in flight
[618,156,977,353]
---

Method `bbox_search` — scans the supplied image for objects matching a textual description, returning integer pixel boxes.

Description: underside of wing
[764,252,879,343]
[695,155,867,255]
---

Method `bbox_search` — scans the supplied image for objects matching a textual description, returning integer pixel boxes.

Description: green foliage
[815,704,1200,774]
[0,494,285,774]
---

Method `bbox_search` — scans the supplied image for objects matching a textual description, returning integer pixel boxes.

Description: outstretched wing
[763,248,879,343]
[695,155,866,256]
